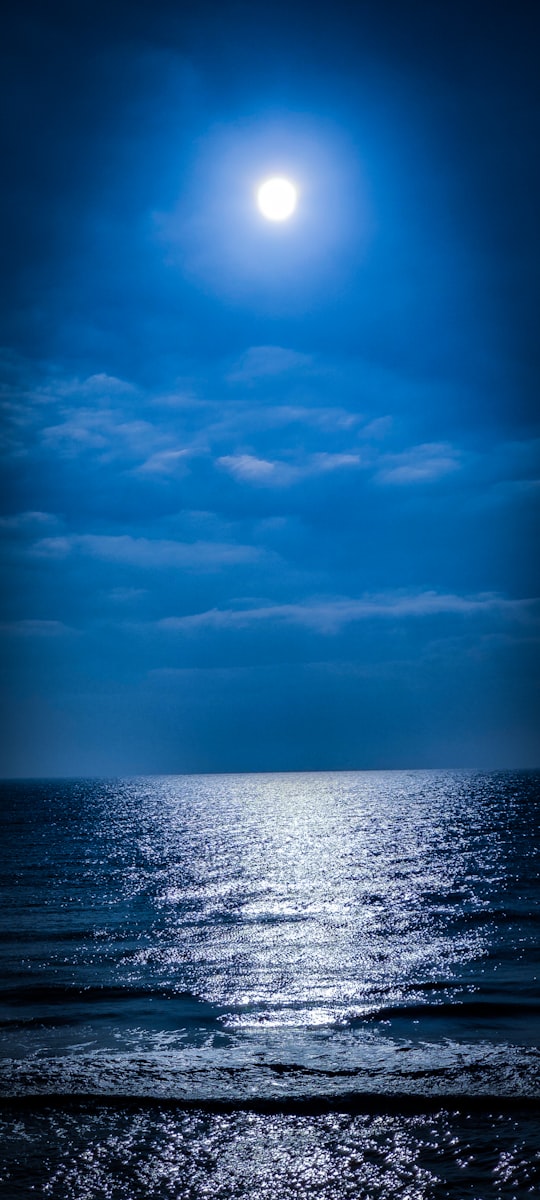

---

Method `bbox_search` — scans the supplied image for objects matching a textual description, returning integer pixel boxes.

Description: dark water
[0,770,539,1196]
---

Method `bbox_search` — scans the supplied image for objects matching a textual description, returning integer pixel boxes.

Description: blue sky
[1,1,539,773]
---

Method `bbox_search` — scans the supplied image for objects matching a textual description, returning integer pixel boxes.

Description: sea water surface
[0,770,539,1197]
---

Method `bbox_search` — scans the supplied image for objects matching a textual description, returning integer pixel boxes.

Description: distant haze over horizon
[2,766,539,783]
[1,1,539,775]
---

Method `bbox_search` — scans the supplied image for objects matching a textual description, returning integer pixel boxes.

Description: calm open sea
[0,770,538,1197]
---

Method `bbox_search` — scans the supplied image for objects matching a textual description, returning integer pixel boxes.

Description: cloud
[158,591,537,635]
[31,534,265,569]
[0,619,72,637]
[218,454,297,485]
[42,412,110,451]
[134,448,191,475]
[30,536,74,559]
[151,389,204,410]
[480,437,540,488]
[218,451,362,486]
[361,416,393,439]
[0,373,144,459]
[312,452,362,472]
[228,345,312,382]
[376,443,461,485]
[0,511,59,535]
[52,373,137,399]
[42,410,163,458]
[108,587,148,603]
[234,404,363,433]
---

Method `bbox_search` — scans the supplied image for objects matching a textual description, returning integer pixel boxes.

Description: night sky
[1,1,539,775]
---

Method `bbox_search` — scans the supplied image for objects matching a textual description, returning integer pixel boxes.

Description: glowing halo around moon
[257,177,297,221]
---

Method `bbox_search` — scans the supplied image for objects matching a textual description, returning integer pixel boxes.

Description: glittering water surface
[0,771,539,1194]
[1,1106,539,1199]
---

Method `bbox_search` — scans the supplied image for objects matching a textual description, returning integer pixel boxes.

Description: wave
[1,1091,539,1116]
[1,1041,538,1107]
[2,984,539,1034]
[350,999,540,1022]
[0,984,217,1008]
[457,906,540,926]
[0,928,103,944]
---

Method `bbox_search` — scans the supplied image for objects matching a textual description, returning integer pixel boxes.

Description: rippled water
[1,770,539,1195]
[2,1105,540,1199]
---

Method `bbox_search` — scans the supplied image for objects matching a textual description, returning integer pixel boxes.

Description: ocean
[0,770,538,1197]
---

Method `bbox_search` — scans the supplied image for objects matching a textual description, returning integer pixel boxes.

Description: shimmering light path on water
[1,1106,539,1199]
[0,771,539,1194]
[1,771,538,1057]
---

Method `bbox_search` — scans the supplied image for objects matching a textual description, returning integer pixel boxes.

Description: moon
[257,177,297,221]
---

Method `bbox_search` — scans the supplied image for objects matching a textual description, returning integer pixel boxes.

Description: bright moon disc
[257,177,297,221]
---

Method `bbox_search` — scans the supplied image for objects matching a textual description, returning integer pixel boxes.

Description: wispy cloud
[31,534,266,569]
[232,404,363,433]
[158,591,536,635]
[376,443,461,485]
[0,511,59,535]
[51,373,137,400]
[108,587,148,603]
[42,410,164,458]
[362,416,393,439]
[228,345,312,382]
[134,448,191,475]
[0,619,73,637]
[218,451,362,486]
[0,373,143,459]
[312,452,362,472]
[218,454,297,485]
